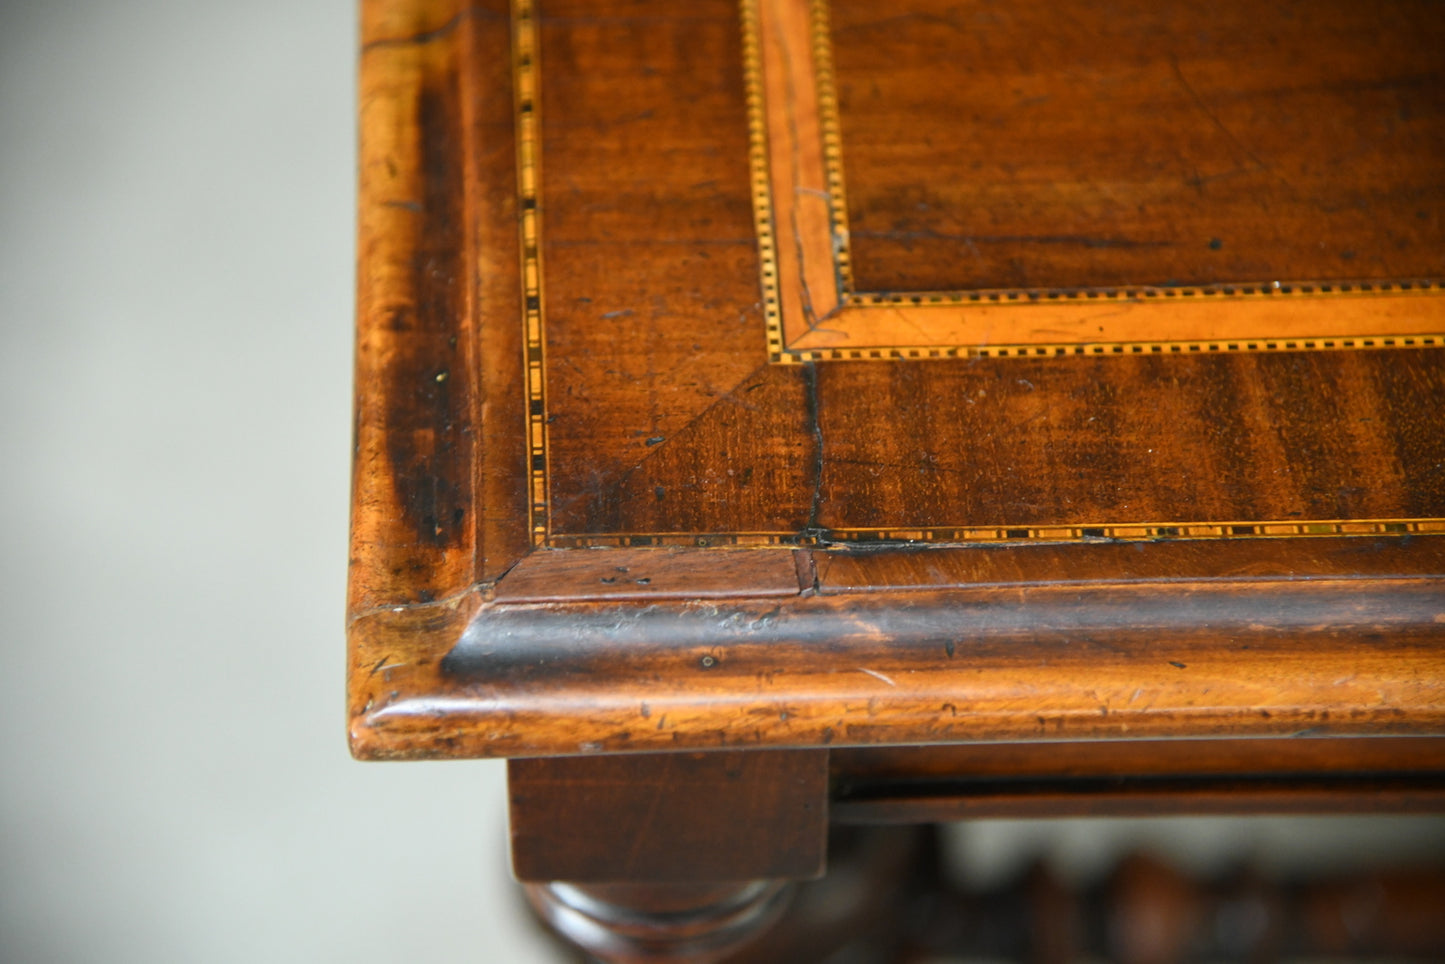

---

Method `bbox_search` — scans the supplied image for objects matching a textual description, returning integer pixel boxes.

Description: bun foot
[523,880,794,964]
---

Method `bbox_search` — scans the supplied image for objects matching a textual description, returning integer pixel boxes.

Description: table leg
[508,749,829,963]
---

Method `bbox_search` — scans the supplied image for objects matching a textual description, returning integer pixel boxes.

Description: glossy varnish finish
[353,0,529,614]
[351,537,1445,758]
[352,0,1445,760]
[753,0,1445,358]
[831,0,1445,293]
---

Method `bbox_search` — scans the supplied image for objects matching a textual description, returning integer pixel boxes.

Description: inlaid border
[513,0,1444,549]
[514,0,550,546]
[785,332,1444,363]
[549,518,1445,549]
[743,0,1445,364]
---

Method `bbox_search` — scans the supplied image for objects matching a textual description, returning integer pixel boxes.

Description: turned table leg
[508,749,829,963]
[524,881,793,963]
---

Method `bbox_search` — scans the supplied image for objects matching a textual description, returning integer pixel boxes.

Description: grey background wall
[1,2,1440,963]
[0,1,561,960]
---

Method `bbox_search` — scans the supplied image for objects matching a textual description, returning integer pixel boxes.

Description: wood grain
[352,557,1445,759]
[494,546,803,603]
[352,0,528,614]
[754,0,843,347]
[812,350,1445,536]
[510,749,828,881]
[538,0,773,537]
[810,537,1445,593]
[830,0,1445,293]
[352,0,1445,548]
[750,0,1445,358]
[350,0,1445,769]
[784,292,1445,358]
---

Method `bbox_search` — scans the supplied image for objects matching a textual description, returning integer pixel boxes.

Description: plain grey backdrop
[1,1,1441,962]
[0,0,561,960]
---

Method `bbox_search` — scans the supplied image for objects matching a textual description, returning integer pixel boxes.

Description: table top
[348,0,1445,760]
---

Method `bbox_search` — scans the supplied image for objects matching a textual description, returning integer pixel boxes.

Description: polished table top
[348,0,1445,763]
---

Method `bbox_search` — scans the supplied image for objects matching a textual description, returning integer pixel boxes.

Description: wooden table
[349,0,1445,959]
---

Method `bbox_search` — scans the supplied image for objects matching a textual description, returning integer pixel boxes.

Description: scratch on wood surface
[857,667,897,687]
[1168,52,1292,191]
